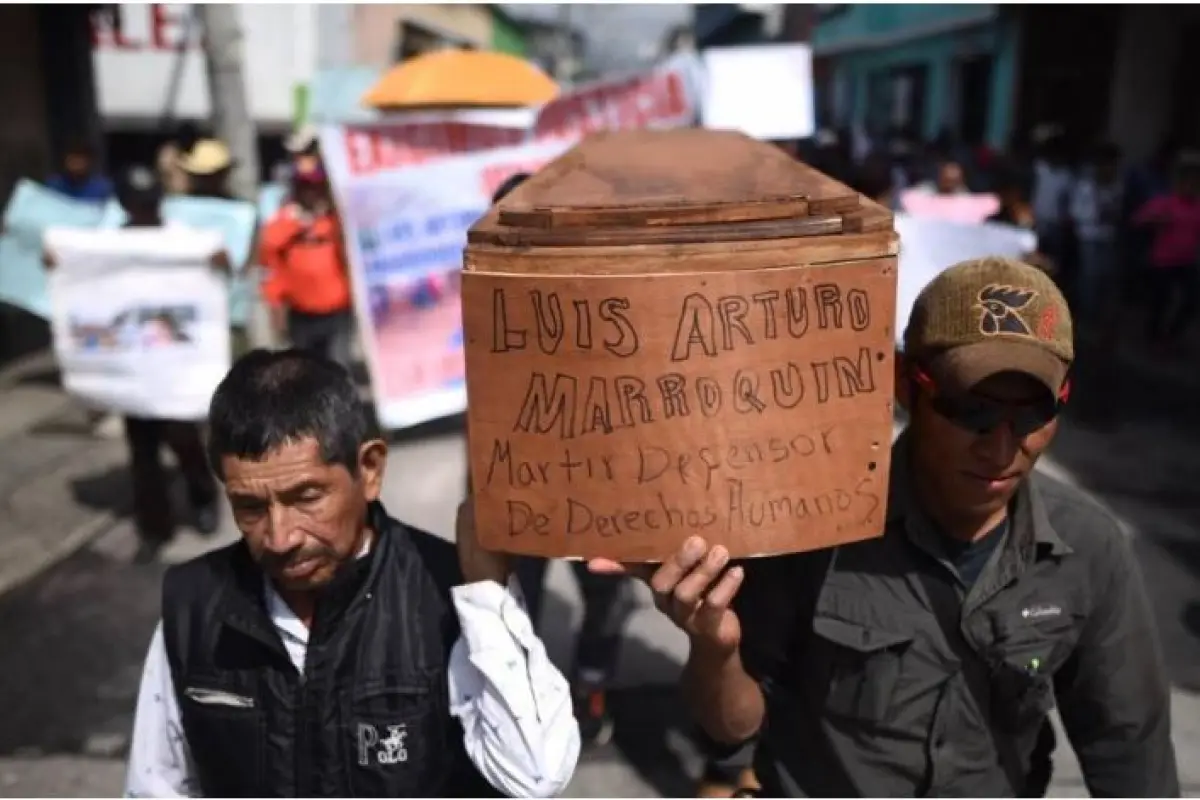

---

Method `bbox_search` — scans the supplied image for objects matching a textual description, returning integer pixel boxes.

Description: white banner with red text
[320,54,704,429]
[321,136,574,429]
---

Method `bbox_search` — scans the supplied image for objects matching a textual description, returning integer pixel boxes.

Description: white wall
[92,3,319,130]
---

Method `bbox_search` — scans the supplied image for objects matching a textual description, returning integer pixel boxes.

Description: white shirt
[1070,175,1123,243]
[1033,160,1075,225]
[124,575,579,798]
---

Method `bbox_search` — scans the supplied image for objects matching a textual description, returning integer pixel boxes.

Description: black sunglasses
[913,367,1069,438]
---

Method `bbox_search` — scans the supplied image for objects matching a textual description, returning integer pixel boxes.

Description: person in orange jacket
[259,159,354,367]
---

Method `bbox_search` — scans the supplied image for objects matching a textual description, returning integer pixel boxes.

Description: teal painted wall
[817,5,1017,147]
[986,16,1017,148]
[814,4,996,48]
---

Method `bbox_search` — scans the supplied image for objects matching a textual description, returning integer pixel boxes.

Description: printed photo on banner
[68,304,198,352]
[322,132,574,429]
[44,226,231,421]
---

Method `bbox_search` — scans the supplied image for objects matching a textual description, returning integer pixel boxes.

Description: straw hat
[180,139,234,175]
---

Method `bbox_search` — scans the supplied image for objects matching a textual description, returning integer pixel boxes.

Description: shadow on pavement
[69,466,133,519]
[0,543,164,766]
[1045,334,1200,691]
[536,581,701,796]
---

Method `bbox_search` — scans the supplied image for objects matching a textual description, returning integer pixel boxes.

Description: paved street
[2,341,1200,796]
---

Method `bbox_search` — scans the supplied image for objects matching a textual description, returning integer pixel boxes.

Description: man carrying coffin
[588,258,1178,796]
[125,349,579,797]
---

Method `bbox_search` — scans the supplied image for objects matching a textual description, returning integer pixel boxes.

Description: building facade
[812,4,1017,148]
[351,4,511,67]
[813,4,1200,161]
[1,5,103,366]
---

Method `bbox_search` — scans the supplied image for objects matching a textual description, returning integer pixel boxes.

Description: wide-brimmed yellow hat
[181,139,234,175]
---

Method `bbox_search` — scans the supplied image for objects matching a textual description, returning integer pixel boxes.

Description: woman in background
[1133,153,1200,350]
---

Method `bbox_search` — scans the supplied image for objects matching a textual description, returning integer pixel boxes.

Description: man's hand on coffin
[454,498,511,586]
[589,536,744,656]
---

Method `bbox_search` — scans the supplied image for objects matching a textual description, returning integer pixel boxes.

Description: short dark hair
[207,349,375,479]
[852,155,893,201]
[63,136,94,159]
[176,121,201,151]
[492,172,531,204]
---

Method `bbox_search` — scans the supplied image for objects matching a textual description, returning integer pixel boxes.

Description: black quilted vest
[160,502,499,798]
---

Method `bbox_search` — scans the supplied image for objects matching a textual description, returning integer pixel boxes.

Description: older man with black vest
[124,349,579,797]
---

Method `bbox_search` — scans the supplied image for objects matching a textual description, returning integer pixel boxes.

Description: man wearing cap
[587,258,1178,796]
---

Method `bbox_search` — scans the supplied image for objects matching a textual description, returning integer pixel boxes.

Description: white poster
[45,227,231,420]
[321,54,705,430]
[700,44,814,140]
[894,213,1038,346]
[320,134,574,429]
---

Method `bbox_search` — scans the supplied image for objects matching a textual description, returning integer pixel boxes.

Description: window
[394,20,472,62]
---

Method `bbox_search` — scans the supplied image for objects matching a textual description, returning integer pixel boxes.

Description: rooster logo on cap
[975,284,1037,336]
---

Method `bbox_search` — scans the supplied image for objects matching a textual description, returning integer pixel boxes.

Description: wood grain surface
[462,129,900,560]
[462,258,897,560]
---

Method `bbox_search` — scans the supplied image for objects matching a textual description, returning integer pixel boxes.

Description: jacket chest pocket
[341,680,445,798]
[984,604,1080,734]
[180,681,265,797]
[985,609,1081,733]
[804,615,914,725]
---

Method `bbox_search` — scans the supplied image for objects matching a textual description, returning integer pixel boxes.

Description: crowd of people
[795,127,1200,355]
[26,119,1190,798]
[40,123,354,562]
[119,260,1179,798]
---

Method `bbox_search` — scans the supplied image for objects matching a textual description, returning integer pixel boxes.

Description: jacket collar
[886,429,1072,561]
[215,501,400,660]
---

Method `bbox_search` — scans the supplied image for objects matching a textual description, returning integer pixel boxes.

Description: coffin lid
[468,129,893,248]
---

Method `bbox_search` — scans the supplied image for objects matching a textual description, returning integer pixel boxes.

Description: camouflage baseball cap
[903,257,1073,396]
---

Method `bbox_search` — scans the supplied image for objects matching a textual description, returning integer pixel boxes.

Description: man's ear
[894,349,912,413]
[358,439,389,502]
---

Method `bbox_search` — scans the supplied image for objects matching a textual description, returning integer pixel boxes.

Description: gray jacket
[725,437,1178,797]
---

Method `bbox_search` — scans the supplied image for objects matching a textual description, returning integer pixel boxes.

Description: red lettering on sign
[533,67,692,142]
[151,4,183,50]
[91,4,193,51]
[343,123,526,177]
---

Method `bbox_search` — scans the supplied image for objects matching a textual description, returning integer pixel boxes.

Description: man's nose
[974,419,1020,465]
[264,504,303,553]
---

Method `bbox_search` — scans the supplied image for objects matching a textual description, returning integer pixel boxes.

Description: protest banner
[532,52,702,141]
[700,44,815,141]
[322,55,705,429]
[0,180,107,319]
[894,213,1037,346]
[322,134,574,428]
[325,107,536,180]
[102,194,259,269]
[463,130,897,561]
[899,190,1000,224]
[45,226,231,420]
[102,194,259,327]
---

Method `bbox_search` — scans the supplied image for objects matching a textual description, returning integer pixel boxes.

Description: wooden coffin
[461,128,898,561]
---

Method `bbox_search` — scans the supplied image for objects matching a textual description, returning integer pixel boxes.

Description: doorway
[957,54,994,146]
